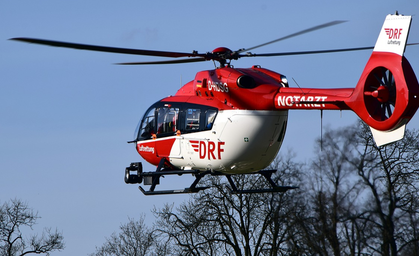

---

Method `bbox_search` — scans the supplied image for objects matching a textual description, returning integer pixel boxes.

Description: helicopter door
[156,107,182,158]
[156,107,179,136]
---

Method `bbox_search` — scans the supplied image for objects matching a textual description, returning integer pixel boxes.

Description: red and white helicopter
[12,13,419,195]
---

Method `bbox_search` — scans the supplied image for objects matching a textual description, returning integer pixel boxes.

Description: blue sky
[1,1,419,255]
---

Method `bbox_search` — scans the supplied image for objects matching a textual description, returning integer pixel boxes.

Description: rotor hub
[212,47,233,55]
[371,85,390,103]
[363,67,396,121]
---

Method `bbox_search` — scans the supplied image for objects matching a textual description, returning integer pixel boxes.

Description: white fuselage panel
[169,110,288,174]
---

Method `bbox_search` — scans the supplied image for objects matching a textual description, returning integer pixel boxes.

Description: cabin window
[156,107,179,135]
[185,108,201,131]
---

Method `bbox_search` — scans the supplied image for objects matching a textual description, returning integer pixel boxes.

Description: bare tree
[0,199,64,256]
[296,124,373,256]
[90,215,167,256]
[302,122,419,256]
[352,124,419,256]
[153,154,305,256]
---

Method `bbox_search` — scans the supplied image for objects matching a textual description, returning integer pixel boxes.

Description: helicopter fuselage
[134,66,291,173]
[133,65,359,174]
[136,108,288,174]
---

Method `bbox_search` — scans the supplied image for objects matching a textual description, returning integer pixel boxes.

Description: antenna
[292,77,323,150]
[292,77,305,95]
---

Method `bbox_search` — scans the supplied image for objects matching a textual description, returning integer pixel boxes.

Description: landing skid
[140,169,211,196]
[226,170,297,194]
[125,159,297,196]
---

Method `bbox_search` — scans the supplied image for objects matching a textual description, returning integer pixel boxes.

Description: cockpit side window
[138,107,156,140]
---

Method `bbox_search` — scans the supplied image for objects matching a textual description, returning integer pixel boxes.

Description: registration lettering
[208,81,229,93]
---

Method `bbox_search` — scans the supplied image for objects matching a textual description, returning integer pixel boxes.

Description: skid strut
[125,158,297,195]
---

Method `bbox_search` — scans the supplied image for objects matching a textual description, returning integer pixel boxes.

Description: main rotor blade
[117,57,207,65]
[10,37,204,58]
[245,46,374,57]
[242,43,419,57]
[240,20,346,53]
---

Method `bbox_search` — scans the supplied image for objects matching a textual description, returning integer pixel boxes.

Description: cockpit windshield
[137,107,156,139]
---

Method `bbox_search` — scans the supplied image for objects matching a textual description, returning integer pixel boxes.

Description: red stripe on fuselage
[137,138,176,166]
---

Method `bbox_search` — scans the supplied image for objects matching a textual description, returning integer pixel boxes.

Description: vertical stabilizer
[373,14,412,56]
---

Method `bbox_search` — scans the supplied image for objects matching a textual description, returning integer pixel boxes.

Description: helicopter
[11,13,419,195]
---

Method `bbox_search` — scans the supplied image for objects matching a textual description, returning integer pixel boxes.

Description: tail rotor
[364,67,396,122]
